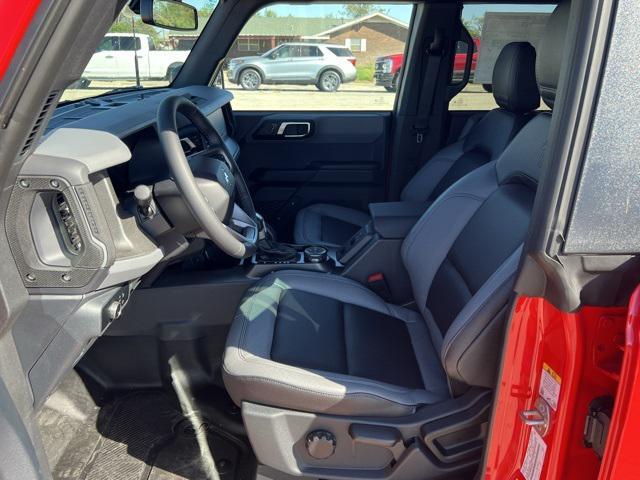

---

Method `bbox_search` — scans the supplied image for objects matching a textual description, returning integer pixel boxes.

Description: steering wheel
[157,95,258,259]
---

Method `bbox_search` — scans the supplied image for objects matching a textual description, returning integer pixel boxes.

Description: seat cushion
[293,203,370,247]
[223,271,449,417]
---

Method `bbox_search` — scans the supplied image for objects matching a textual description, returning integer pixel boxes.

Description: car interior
[0,0,584,478]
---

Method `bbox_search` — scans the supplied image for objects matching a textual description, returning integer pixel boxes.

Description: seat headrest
[536,0,571,108]
[492,42,540,113]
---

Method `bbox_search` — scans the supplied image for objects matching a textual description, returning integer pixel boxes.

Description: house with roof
[169,12,408,67]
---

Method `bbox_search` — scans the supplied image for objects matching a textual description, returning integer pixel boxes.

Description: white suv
[227,43,357,92]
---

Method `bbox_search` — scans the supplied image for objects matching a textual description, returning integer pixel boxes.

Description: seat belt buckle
[413,124,428,144]
[367,272,392,301]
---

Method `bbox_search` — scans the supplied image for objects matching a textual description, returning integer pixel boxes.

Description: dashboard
[10,85,236,293]
[9,85,238,404]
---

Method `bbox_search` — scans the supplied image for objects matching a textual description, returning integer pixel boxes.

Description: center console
[338,201,426,303]
[239,202,426,303]
[243,242,341,277]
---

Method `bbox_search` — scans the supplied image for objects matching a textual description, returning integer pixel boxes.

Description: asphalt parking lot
[61,80,499,111]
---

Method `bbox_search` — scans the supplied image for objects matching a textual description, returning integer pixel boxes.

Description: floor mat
[38,372,255,480]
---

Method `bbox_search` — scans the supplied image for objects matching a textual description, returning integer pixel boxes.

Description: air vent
[20,90,59,156]
[54,192,83,254]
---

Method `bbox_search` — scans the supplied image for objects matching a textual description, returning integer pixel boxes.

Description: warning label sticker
[539,363,561,411]
[521,428,547,480]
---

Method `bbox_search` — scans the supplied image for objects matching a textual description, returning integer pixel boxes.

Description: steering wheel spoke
[226,204,258,246]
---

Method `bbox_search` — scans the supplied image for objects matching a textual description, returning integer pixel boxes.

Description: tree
[109,7,160,43]
[199,1,218,19]
[258,8,278,18]
[463,15,484,38]
[339,4,389,19]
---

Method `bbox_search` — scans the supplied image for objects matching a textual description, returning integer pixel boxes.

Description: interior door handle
[278,122,311,138]
[105,55,114,59]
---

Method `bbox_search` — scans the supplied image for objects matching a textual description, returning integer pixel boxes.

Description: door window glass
[449,3,556,111]
[97,37,119,52]
[221,3,415,111]
[273,45,294,58]
[118,36,141,51]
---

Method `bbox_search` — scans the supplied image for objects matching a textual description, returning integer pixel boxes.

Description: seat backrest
[401,42,540,205]
[400,1,570,393]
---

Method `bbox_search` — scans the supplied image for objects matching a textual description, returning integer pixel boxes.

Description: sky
[188,1,555,24]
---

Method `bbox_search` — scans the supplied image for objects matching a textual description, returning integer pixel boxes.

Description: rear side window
[301,46,323,57]
[449,3,556,111]
[220,3,415,111]
[97,37,119,52]
[327,47,354,57]
[118,36,141,51]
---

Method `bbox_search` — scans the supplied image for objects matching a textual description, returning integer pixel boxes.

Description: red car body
[374,38,480,90]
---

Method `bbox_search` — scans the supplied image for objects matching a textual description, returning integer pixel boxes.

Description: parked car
[227,43,357,92]
[374,38,480,92]
[82,33,189,84]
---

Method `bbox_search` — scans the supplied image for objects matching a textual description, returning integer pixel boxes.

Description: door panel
[234,111,390,240]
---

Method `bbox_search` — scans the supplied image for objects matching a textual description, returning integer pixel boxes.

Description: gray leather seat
[224,2,568,417]
[294,41,540,248]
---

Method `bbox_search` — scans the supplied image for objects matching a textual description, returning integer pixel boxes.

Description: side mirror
[140,0,198,31]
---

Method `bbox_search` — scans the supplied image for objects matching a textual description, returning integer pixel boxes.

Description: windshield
[60,1,218,103]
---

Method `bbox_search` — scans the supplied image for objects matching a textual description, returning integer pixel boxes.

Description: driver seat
[223,0,568,460]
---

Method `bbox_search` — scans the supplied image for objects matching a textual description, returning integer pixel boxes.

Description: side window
[222,3,415,111]
[449,3,556,111]
[119,36,141,51]
[300,45,322,57]
[349,38,366,52]
[97,37,118,52]
[273,45,294,58]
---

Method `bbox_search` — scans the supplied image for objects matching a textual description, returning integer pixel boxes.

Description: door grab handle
[277,121,311,138]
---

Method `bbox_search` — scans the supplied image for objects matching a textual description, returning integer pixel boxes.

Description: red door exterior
[0,0,41,82]
[485,286,640,479]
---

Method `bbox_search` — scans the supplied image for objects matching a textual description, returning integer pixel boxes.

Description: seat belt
[411,28,445,168]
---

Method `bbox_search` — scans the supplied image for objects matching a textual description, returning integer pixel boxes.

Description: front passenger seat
[293,41,540,248]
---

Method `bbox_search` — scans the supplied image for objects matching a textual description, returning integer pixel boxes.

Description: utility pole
[131,13,141,88]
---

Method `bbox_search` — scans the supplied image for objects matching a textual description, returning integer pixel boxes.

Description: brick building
[307,13,408,65]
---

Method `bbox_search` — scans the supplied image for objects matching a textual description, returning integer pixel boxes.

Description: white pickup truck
[83,33,189,81]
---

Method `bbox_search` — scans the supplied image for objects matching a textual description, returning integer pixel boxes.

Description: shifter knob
[304,246,328,263]
[134,184,154,218]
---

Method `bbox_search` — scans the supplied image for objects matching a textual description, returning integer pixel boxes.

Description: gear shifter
[255,212,268,240]
[257,237,298,263]
[254,213,298,262]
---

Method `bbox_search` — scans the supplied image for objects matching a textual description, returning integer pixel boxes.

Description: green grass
[356,64,374,82]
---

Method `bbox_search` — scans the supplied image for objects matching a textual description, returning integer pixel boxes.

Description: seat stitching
[230,274,438,393]
[440,251,519,365]
[237,278,286,363]
[229,373,444,406]
[267,272,396,316]
[403,193,485,256]
[229,280,450,398]
[232,281,413,393]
